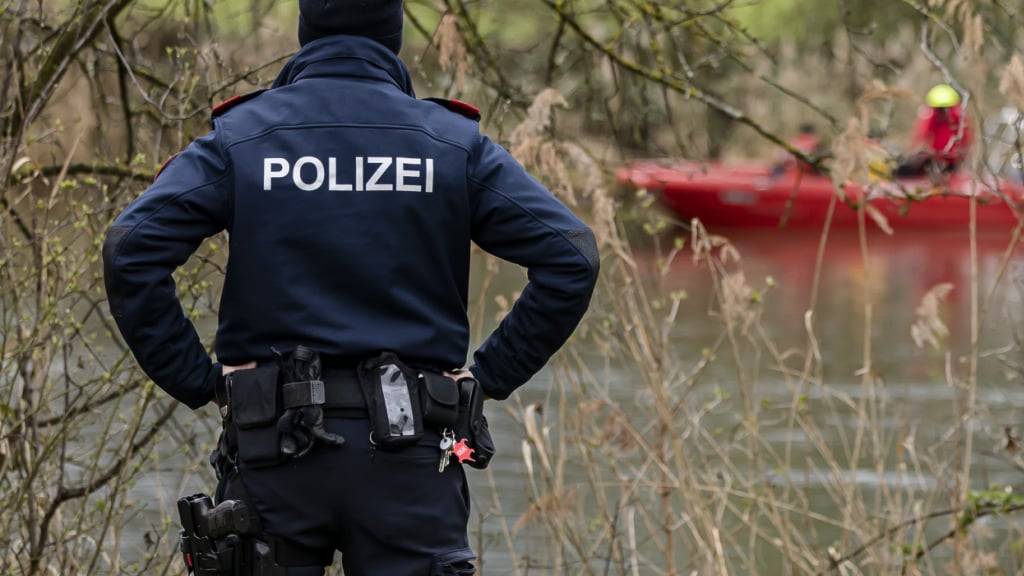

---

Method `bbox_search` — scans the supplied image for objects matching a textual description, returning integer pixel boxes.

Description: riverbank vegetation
[3,0,1024,574]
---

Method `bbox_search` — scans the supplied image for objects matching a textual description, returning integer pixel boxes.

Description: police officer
[103,0,598,574]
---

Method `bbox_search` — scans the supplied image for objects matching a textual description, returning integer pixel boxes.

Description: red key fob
[452,439,476,464]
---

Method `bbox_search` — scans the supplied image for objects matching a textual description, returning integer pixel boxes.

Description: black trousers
[218,417,476,575]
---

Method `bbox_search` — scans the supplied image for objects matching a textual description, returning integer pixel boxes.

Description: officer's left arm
[467,136,600,401]
[102,131,232,410]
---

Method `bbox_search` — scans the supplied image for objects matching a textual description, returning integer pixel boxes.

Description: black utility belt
[287,367,365,416]
[216,348,494,471]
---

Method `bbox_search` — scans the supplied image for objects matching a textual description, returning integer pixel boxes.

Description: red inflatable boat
[617,160,1024,229]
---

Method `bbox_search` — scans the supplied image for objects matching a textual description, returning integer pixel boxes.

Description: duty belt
[215,365,369,418]
[210,348,495,470]
[319,367,368,417]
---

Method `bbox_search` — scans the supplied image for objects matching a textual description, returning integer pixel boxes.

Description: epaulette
[153,153,179,182]
[211,89,267,122]
[424,97,481,122]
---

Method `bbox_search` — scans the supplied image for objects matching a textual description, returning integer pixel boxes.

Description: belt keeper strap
[282,380,326,409]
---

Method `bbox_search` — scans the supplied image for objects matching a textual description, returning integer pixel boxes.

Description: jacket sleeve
[467,135,600,400]
[102,131,232,409]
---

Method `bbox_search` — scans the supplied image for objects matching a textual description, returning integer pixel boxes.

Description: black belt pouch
[227,364,283,467]
[357,352,424,449]
[420,372,460,428]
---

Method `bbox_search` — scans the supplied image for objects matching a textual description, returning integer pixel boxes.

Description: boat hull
[617,161,1024,229]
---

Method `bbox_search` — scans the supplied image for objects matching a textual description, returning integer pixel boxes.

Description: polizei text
[263,156,435,193]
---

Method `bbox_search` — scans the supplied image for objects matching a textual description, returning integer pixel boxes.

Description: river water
[121,224,1024,574]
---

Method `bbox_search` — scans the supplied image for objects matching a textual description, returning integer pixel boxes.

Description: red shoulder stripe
[211,89,267,119]
[154,153,179,182]
[212,95,243,116]
[423,97,481,121]
[446,98,481,121]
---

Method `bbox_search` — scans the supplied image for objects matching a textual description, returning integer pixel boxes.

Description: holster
[178,492,330,575]
[454,377,495,470]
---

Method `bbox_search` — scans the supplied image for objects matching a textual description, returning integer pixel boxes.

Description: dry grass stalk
[999,55,1024,110]
[436,13,469,91]
[911,283,954,350]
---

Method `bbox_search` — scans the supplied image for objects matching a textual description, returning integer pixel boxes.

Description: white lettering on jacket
[263,157,435,193]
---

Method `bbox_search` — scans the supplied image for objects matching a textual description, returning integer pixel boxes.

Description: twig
[29,400,177,574]
[11,163,155,184]
[820,503,1024,574]
[540,0,826,172]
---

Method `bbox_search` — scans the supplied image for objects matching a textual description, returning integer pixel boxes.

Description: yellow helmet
[925,84,961,108]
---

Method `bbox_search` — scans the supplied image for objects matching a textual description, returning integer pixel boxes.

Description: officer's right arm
[467,136,600,400]
[102,131,231,409]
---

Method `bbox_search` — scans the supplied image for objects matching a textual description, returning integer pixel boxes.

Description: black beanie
[298,0,404,54]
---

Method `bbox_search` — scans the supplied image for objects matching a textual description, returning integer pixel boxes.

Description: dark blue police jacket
[103,35,599,409]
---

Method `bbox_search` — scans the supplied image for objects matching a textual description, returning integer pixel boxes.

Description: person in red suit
[897,84,971,177]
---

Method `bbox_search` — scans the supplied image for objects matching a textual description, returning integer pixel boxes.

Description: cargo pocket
[430,547,476,576]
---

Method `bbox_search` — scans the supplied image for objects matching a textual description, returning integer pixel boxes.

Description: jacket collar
[272,35,415,97]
